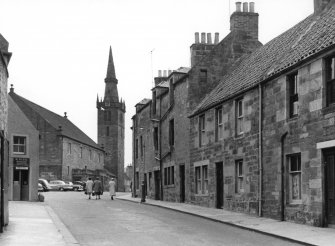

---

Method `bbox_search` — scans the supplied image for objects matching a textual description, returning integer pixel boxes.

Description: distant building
[97,47,126,191]
[8,95,39,201]
[9,87,111,185]
[0,33,11,232]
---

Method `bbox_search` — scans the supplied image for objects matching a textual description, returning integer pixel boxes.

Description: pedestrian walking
[93,177,103,200]
[109,178,116,200]
[86,177,94,200]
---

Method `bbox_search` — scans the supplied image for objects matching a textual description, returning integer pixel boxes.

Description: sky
[0,0,314,167]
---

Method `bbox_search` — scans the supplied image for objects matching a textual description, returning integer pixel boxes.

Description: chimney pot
[163,70,167,77]
[249,2,255,12]
[195,32,200,43]
[158,70,162,77]
[214,33,219,44]
[10,84,14,93]
[243,2,248,12]
[201,32,206,43]
[207,33,212,44]
[64,112,67,118]
[236,2,242,12]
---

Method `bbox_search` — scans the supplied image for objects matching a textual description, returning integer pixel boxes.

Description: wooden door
[325,150,335,225]
[180,165,185,203]
[216,162,224,209]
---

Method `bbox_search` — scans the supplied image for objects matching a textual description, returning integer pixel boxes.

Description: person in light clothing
[86,177,94,200]
[109,178,116,200]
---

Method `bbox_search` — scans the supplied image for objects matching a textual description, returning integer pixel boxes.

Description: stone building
[97,47,126,191]
[189,0,335,227]
[132,2,261,202]
[9,87,108,184]
[0,33,11,232]
[8,95,39,201]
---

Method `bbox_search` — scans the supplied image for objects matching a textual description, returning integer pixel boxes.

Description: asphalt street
[44,192,302,246]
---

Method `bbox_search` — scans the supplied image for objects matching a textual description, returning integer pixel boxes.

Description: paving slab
[116,192,335,246]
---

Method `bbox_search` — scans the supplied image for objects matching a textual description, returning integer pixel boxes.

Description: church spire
[104,46,119,102]
[106,46,116,80]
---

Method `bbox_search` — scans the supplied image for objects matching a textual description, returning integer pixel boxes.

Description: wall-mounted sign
[13,158,30,170]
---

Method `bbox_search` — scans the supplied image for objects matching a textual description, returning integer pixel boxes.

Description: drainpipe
[132,119,136,198]
[159,97,163,201]
[0,132,4,233]
[258,84,263,217]
[281,132,288,221]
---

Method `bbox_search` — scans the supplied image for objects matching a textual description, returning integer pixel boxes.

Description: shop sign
[14,157,30,170]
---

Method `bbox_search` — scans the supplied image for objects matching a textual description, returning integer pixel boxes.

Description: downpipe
[258,84,263,217]
[281,132,288,221]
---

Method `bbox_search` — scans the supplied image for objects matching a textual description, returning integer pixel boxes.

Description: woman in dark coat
[93,177,103,200]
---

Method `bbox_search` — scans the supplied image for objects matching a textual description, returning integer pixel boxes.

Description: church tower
[97,46,126,191]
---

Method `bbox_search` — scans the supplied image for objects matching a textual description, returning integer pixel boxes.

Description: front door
[325,149,335,225]
[154,171,160,200]
[13,169,29,201]
[216,162,224,209]
[180,165,185,203]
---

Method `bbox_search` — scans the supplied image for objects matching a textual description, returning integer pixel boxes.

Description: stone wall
[62,138,104,181]
[189,88,260,214]
[262,58,325,226]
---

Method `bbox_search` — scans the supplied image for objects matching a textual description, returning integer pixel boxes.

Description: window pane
[292,173,301,200]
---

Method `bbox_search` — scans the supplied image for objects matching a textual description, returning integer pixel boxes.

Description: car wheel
[59,187,64,191]
[74,187,78,191]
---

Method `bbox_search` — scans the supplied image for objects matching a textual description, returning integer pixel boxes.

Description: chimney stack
[190,32,218,67]
[158,70,162,77]
[230,2,259,41]
[243,2,248,12]
[214,33,219,44]
[64,112,67,119]
[163,70,167,77]
[207,33,212,44]
[195,32,200,43]
[314,0,331,13]
[10,84,14,93]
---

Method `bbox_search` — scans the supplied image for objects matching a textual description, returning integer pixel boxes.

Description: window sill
[195,193,209,197]
[164,184,175,189]
[322,104,335,115]
[287,200,302,206]
[234,133,244,140]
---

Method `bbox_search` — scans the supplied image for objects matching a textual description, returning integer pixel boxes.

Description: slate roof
[191,4,335,116]
[9,92,102,150]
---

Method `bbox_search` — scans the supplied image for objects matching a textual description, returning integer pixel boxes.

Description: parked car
[49,180,73,191]
[38,178,51,192]
[38,183,44,192]
[72,181,84,191]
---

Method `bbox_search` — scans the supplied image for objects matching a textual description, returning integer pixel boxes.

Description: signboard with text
[13,158,30,170]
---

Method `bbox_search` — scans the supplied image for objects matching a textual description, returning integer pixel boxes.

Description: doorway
[179,165,185,203]
[325,149,335,226]
[13,169,29,201]
[216,162,224,209]
[154,170,160,200]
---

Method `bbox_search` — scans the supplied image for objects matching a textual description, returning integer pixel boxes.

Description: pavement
[0,192,335,246]
[116,193,335,246]
[0,200,78,246]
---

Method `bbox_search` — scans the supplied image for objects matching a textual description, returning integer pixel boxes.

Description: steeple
[104,46,119,103]
[105,46,117,83]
